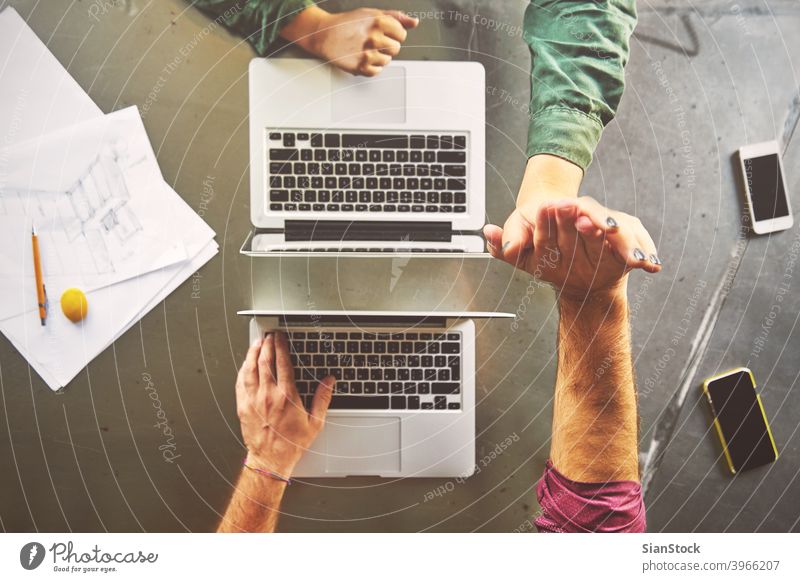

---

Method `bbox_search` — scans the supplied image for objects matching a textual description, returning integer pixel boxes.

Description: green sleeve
[189,0,314,56]
[523,0,637,170]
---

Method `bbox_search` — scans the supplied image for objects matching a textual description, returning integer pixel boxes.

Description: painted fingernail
[606,216,618,229]
[649,254,662,265]
[501,241,510,252]
[633,248,646,261]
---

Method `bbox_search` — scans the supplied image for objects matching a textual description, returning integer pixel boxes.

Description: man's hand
[484,197,662,301]
[236,331,334,477]
[281,6,418,76]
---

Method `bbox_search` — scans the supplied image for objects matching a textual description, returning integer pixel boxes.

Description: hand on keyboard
[281,6,418,77]
[235,332,335,478]
[484,197,662,302]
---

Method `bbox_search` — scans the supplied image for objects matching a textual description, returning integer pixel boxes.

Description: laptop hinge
[284,220,452,242]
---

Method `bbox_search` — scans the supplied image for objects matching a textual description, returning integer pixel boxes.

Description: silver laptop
[246,58,486,257]
[240,309,512,477]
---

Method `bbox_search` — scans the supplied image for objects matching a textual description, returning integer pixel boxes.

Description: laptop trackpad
[331,66,406,124]
[325,416,401,475]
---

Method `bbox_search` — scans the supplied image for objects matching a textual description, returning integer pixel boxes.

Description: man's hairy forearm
[551,284,639,483]
[217,469,287,533]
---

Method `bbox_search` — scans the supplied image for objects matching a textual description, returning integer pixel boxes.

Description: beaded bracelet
[242,459,292,485]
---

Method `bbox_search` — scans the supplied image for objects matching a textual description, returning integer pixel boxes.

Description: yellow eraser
[60,288,88,323]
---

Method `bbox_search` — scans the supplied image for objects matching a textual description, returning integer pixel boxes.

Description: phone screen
[706,370,776,472]
[743,154,789,221]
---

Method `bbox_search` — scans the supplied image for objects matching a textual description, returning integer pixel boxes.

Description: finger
[367,50,392,67]
[384,10,419,29]
[360,64,384,77]
[309,376,335,431]
[258,333,278,389]
[532,203,560,268]
[378,14,408,42]
[573,196,623,234]
[575,215,609,266]
[553,200,579,265]
[241,336,262,392]
[258,333,277,389]
[275,331,296,385]
[482,224,504,258]
[500,211,534,266]
[532,202,558,251]
[375,36,402,57]
[633,225,662,274]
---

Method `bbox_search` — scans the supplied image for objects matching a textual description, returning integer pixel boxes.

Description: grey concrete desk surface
[1,0,799,532]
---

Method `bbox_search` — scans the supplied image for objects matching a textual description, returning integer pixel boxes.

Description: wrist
[245,451,300,479]
[279,5,331,55]
[558,279,628,312]
[517,154,583,208]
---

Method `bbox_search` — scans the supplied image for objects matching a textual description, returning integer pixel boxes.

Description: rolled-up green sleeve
[523,0,637,170]
[190,0,314,56]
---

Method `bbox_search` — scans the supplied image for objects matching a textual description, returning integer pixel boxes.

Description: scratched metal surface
[0,0,798,532]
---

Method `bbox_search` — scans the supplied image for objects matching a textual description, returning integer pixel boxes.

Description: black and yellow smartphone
[702,367,778,474]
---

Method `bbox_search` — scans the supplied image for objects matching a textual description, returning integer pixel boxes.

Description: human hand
[235,332,334,477]
[484,197,662,301]
[281,6,418,76]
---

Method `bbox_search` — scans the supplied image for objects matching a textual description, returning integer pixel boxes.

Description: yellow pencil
[31,225,48,326]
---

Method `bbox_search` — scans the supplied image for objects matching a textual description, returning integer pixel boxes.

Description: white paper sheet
[0,7,219,390]
[0,107,190,319]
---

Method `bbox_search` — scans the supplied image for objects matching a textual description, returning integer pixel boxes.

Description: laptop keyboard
[288,329,463,411]
[267,130,468,215]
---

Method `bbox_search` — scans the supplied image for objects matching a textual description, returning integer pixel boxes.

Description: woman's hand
[281,6,418,76]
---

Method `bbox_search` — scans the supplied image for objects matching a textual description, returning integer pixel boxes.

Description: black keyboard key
[434,396,447,409]
[301,150,312,161]
[377,382,390,394]
[448,402,461,410]
[269,132,281,140]
[422,402,434,410]
[330,395,389,409]
[311,134,323,147]
[447,178,466,190]
[364,382,377,394]
[442,342,460,354]
[408,396,420,409]
[270,162,292,175]
[426,135,440,149]
[283,134,295,147]
[410,135,425,149]
[325,134,340,147]
[270,148,298,161]
[444,165,466,177]
[454,135,466,149]
[432,383,460,395]
[270,189,289,202]
[391,395,406,409]
[440,136,453,149]
[438,151,465,163]
[343,134,409,149]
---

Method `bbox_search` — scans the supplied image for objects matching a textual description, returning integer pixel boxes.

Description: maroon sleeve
[533,461,646,533]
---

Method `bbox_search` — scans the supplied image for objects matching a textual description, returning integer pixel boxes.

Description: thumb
[384,10,419,29]
[483,224,504,258]
[310,375,335,431]
[500,210,534,267]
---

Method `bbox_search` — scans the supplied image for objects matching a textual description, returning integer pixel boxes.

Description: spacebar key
[342,134,408,149]
[329,395,389,409]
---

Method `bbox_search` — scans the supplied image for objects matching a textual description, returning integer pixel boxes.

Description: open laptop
[240,309,512,477]
[245,58,486,257]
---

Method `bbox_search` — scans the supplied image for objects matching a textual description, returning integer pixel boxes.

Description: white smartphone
[738,141,793,234]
